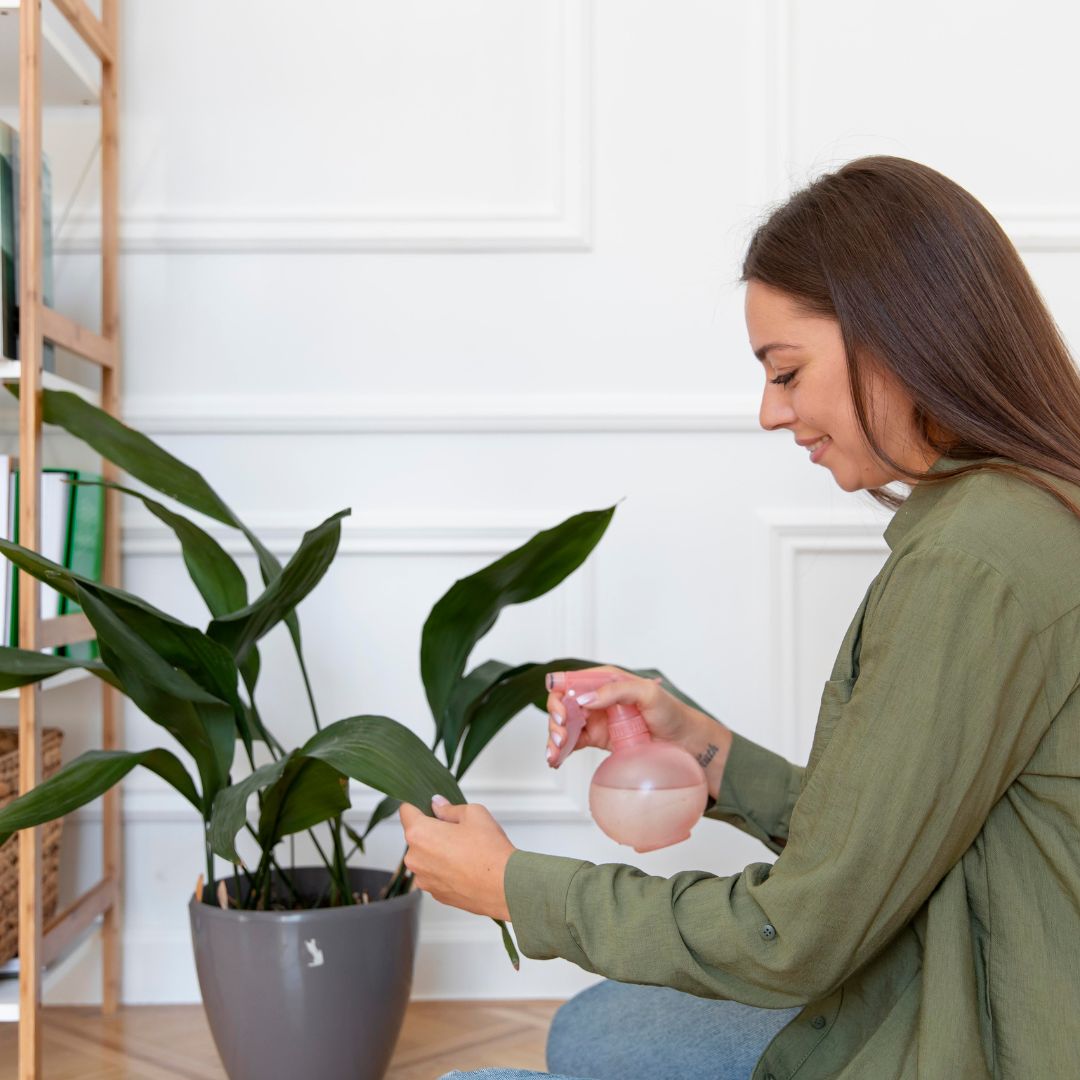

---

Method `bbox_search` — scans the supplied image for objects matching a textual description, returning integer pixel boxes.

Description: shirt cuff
[703,730,803,853]
[504,848,595,966]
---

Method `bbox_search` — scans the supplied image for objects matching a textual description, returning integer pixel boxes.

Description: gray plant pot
[189,867,422,1080]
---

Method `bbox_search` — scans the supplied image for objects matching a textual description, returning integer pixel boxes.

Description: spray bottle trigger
[553,695,587,767]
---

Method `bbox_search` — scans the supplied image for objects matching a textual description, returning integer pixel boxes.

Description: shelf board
[0,1,100,107]
[0,665,92,699]
[0,932,97,1022]
[0,360,101,407]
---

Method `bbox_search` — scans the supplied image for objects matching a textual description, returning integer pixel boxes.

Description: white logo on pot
[304,938,324,968]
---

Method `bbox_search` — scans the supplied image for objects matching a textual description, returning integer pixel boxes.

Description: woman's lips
[809,435,831,463]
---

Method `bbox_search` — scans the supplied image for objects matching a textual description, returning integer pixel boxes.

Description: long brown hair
[741,155,1080,517]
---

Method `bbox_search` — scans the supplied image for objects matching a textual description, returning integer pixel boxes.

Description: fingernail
[552,730,564,747]
[576,692,597,706]
[546,745,556,764]
[431,794,449,807]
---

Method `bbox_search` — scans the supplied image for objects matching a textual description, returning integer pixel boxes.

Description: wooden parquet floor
[0,1000,564,1079]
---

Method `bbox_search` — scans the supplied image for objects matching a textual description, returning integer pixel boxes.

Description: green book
[59,474,105,662]
[7,467,78,652]
[1,123,16,363]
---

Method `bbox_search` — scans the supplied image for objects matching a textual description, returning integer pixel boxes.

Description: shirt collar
[883,454,974,551]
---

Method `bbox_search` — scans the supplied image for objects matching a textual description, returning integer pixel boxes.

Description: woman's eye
[770,371,796,387]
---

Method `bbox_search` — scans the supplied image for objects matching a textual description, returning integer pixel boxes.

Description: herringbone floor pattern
[0,1000,563,1079]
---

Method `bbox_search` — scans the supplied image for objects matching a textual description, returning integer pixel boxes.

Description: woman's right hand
[545,666,702,767]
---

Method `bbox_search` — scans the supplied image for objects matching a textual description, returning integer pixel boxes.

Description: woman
[398,156,1080,1078]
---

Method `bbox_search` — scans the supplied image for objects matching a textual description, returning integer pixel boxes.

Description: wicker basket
[0,727,64,966]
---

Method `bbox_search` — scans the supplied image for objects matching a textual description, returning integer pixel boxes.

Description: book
[0,456,10,640]
[59,475,105,662]
[3,468,103,658]
[0,126,16,363]
[0,119,56,372]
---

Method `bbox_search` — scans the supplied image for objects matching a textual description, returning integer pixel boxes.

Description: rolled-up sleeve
[703,731,804,856]
[504,545,1052,1006]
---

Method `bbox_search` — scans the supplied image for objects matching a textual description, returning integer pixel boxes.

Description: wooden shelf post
[17,1,46,1073]
[13,0,123,1074]
[100,0,122,1021]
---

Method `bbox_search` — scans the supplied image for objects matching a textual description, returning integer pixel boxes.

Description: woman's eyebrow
[753,342,801,363]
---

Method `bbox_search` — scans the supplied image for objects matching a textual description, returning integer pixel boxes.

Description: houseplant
[0,386,642,1079]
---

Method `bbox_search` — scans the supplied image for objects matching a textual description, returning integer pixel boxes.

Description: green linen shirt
[505,455,1080,1078]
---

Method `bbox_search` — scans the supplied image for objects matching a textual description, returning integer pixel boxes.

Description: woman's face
[744,279,937,491]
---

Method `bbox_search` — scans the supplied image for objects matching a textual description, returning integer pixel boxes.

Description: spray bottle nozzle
[547,669,621,767]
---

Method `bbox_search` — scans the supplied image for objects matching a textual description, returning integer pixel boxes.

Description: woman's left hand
[398,797,515,921]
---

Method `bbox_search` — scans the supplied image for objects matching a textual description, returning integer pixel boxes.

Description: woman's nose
[758,383,797,432]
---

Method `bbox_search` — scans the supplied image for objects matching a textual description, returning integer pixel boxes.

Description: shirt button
[760,923,777,940]
[811,1014,827,1029]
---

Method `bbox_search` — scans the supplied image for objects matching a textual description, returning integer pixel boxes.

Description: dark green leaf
[342,821,366,854]
[209,756,292,862]
[0,646,121,692]
[75,582,247,771]
[0,539,241,714]
[303,716,464,810]
[59,581,237,806]
[361,794,402,840]
[455,661,714,779]
[71,584,227,707]
[421,507,616,740]
[240,647,261,698]
[258,757,350,848]
[455,659,598,779]
[14,387,238,526]
[14,387,318,734]
[239,700,281,755]
[73,479,250,618]
[440,659,515,764]
[0,748,201,844]
[208,510,349,663]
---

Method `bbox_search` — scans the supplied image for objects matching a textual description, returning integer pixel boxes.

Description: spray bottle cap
[607,703,649,743]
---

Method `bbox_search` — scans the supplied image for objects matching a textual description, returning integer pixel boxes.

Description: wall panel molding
[762,511,889,757]
[118,393,764,435]
[764,0,1080,253]
[57,0,592,254]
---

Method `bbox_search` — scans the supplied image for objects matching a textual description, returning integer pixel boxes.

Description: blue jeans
[437,979,802,1080]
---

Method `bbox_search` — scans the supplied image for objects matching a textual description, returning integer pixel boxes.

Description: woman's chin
[829,463,865,493]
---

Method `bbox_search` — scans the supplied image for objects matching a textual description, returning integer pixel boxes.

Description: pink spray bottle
[547,670,708,853]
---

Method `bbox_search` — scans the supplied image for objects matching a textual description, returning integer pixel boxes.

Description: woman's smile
[745,279,936,491]
[807,435,831,462]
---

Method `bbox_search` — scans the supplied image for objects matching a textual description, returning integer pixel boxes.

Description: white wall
[8,0,1080,1004]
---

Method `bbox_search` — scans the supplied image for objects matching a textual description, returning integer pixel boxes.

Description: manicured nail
[431,794,449,807]
[546,745,556,764]
[576,692,597,706]
[552,730,564,747]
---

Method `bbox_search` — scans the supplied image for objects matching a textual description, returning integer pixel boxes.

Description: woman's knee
[547,981,613,1071]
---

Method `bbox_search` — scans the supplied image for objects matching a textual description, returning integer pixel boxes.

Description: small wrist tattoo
[696,743,719,769]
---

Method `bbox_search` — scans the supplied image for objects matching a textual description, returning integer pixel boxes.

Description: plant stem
[270,854,303,906]
[328,818,352,905]
[204,828,215,897]
[252,851,272,910]
[308,828,335,876]
[239,823,301,905]
[382,853,411,899]
[296,649,321,732]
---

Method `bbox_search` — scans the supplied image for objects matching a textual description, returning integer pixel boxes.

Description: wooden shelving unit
[2,2,122,1076]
